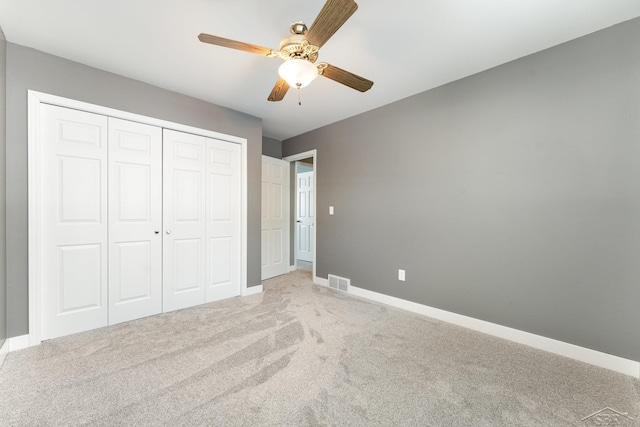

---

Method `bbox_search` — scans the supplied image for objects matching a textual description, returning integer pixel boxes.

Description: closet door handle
[154,231,160,234]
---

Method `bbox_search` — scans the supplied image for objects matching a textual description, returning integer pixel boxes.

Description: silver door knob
[166,230,172,235]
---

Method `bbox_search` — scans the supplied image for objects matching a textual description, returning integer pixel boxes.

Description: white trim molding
[28,90,249,346]
[0,334,36,369]
[242,285,263,297]
[8,335,31,352]
[314,276,328,287]
[340,284,639,378]
[289,265,297,272]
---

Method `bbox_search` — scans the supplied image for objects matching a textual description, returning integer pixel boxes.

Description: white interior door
[205,138,241,302]
[41,104,108,340]
[261,156,290,280]
[296,171,314,263]
[108,118,162,324]
[162,129,207,312]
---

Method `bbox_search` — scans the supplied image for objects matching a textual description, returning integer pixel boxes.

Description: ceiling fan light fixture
[198,0,372,102]
[278,59,318,88]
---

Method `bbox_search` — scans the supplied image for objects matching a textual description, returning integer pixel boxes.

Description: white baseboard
[289,265,297,272]
[314,276,328,287]
[0,334,32,368]
[242,285,263,296]
[8,335,31,352]
[343,284,639,379]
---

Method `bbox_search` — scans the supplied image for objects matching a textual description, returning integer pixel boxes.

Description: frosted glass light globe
[278,59,319,88]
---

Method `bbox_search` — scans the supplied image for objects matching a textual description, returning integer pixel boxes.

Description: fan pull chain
[297,83,302,106]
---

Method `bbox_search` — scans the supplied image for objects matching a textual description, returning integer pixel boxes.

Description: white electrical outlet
[329,206,334,215]
[398,269,405,281]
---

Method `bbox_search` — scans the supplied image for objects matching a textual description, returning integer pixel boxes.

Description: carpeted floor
[0,270,638,426]
[296,260,313,272]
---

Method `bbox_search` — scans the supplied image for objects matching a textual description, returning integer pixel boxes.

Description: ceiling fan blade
[305,0,358,48]
[319,64,373,92]
[198,33,274,56]
[268,78,290,102]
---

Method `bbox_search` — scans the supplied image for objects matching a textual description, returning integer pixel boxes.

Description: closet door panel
[108,118,163,324]
[163,129,207,312]
[206,138,241,302]
[41,105,108,340]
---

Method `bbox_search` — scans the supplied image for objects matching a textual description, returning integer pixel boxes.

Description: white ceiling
[1,1,639,141]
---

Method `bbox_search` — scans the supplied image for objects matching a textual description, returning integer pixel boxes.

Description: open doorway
[283,150,317,281]
[294,159,314,272]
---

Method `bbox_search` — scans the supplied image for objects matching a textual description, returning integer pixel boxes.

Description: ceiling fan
[198,0,373,102]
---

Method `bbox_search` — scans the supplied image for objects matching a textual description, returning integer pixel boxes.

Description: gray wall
[5,43,263,338]
[283,18,640,361]
[0,27,6,345]
[262,136,282,158]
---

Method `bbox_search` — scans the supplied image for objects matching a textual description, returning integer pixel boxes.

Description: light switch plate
[329,206,334,215]
[398,269,405,281]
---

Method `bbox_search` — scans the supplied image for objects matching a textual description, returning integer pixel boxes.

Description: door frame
[27,90,249,346]
[282,150,317,283]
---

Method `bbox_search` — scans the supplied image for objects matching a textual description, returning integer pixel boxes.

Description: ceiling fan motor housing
[278,22,319,62]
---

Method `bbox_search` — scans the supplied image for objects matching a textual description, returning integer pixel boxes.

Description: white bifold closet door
[41,106,241,340]
[205,138,241,302]
[108,118,163,324]
[162,129,241,312]
[162,130,207,312]
[41,105,110,340]
[41,106,164,339]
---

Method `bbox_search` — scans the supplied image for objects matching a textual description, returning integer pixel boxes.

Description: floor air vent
[328,274,350,292]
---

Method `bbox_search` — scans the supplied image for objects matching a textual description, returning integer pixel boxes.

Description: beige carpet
[0,270,638,426]
[296,260,313,272]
